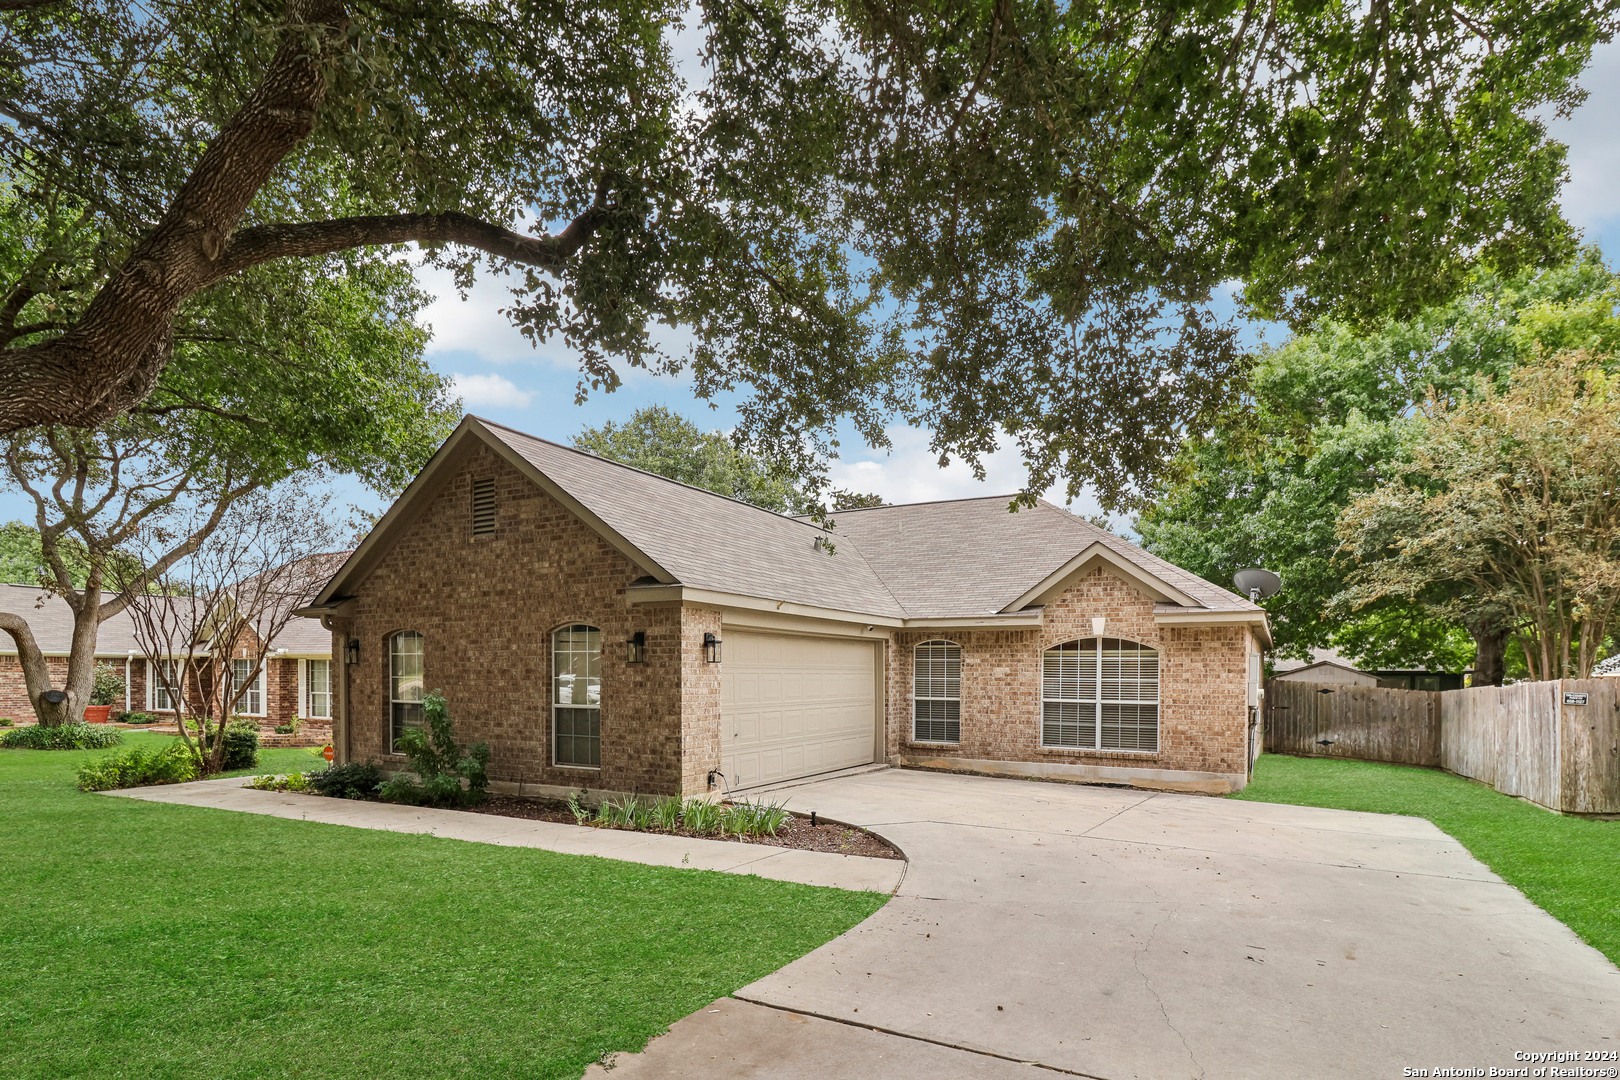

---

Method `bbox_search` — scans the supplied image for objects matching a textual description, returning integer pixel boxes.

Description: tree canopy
[574,406,811,514]
[1137,251,1620,678]
[1340,349,1620,680]
[0,0,1610,507]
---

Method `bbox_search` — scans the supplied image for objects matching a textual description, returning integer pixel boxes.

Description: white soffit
[1004,543,1201,611]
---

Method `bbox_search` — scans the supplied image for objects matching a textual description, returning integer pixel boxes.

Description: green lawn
[1235,753,1620,966]
[0,732,887,1080]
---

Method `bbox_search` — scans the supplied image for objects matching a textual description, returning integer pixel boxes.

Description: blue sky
[3,41,1616,529]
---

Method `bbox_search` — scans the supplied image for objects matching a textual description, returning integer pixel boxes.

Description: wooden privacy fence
[1265,682,1441,766]
[1265,678,1620,815]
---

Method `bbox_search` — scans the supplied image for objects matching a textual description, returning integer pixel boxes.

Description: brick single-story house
[300,417,1272,797]
[0,583,336,730]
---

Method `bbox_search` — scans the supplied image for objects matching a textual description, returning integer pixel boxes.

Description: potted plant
[84,662,126,724]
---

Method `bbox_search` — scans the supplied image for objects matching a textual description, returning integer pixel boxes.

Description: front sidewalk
[104,778,906,894]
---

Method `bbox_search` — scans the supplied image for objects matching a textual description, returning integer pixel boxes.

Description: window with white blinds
[306,659,332,719]
[913,640,961,743]
[472,477,496,536]
[1042,638,1159,751]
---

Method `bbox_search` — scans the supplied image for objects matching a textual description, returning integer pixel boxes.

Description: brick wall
[887,567,1250,777]
[339,444,689,796]
[679,606,724,795]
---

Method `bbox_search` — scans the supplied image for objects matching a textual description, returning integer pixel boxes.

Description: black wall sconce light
[626,631,646,664]
[703,632,722,663]
[345,638,361,665]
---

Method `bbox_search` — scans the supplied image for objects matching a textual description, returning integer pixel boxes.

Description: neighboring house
[0,582,337,728]
[1594,655,1620,678]
[1271,648,1468,691]
[299,417,1273,797]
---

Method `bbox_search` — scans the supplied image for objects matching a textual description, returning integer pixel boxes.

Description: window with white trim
[553,625,601,768]
[229,658,265,716]
[306,658,333,719]
[912,640,961,743]
[151,659,181,712]
[390,631,425,751]
[1042,638,1159,752]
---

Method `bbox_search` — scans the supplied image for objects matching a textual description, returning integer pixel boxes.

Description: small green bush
[247,771,308,792]
[217,719,259,771]
[680,798,723,835]
[306,760,384,799]
[90,661,126,707]
[119,712,161,726]
[376,691,489,808]
[77,742,198,791]
[0,716,13,727]
[720,798,791,837]
[1,722,123,750]
[649,797,682,831]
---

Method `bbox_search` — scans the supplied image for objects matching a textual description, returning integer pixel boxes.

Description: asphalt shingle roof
[478,421,1257,622]
[484,422,906,617]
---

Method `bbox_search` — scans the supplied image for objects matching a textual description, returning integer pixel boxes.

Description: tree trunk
[1467,621,1507,687]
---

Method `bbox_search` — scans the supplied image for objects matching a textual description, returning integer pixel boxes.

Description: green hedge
[1,723,123,750]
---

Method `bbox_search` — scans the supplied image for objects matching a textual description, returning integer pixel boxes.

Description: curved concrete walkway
[103,777,905,893]
[595,768,1618,1079]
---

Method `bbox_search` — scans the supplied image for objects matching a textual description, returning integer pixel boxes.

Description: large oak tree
[0,0,1611,506]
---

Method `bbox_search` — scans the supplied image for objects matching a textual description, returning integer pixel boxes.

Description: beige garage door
[721,632,878,790]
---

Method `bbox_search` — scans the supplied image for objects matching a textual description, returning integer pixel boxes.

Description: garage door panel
[721,632,876,789]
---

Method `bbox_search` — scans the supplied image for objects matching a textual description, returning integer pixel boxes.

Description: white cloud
[828,425,1112,523]
[451,372,532,409]
[1548,41,1620,236]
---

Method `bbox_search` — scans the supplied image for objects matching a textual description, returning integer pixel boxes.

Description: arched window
[913,640,961,743]
[1042,638,1159,752]
[389,631,425,751]
[553,625,601,768]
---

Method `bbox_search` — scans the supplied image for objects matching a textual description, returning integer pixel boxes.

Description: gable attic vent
[471,477,497,536]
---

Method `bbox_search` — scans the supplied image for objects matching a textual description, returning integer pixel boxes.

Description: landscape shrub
[720,799,791,837]
[0,716,12,726]
[90,662,126,706]
[576,795,788,837]
[201,719,259,771]
[247,771,308,792]
[119,712,161,725]
[76,742,198,791]
[376,691,489,808]
[306,760,384,799]
[1,722,123,750]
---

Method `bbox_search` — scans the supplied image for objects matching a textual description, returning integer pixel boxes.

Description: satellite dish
[1232,568,1282,602]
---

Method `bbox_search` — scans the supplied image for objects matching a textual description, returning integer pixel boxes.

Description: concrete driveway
[595,768,1618,1079]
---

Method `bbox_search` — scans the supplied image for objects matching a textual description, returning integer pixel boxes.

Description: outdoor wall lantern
[345,638,360,665]
[626,631,646,664]
[703,633,722,664]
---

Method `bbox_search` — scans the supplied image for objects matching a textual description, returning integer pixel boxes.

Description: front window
[307,659,332,720]
[229,658,264,716]
[553,625,601,768]
[152,659,181,712]
[1042,638,1159,752]
[913,640,961,743]
[390,631,425,750]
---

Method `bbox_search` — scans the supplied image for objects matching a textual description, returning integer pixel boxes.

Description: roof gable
[311,418,1263,630]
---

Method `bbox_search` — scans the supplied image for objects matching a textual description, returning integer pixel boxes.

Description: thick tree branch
[213,206,607,282]
[0,0,351,434]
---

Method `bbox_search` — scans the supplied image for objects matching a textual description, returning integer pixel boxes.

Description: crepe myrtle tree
[0,0,1610,511]
[112,490,343,775]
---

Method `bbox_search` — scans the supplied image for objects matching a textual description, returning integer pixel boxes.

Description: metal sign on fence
[1564,692,1589,706]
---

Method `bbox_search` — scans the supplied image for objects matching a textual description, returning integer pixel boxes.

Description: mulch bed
[461,794,904,860]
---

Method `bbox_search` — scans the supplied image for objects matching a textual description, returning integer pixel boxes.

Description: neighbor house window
[913,640,961,743]
[306,658,332,720]
[228,658,265,716]
[472,476,496,536]
[1042,638,1159,752]
[553,625,601,768]
[390,631,425,750]
[151,659,181,712]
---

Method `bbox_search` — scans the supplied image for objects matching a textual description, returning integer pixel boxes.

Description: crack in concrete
[1130,910,1205,1080]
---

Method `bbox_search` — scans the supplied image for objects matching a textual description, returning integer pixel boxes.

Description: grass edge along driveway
[1235,753,1620,968]
[0,734,888,1080]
